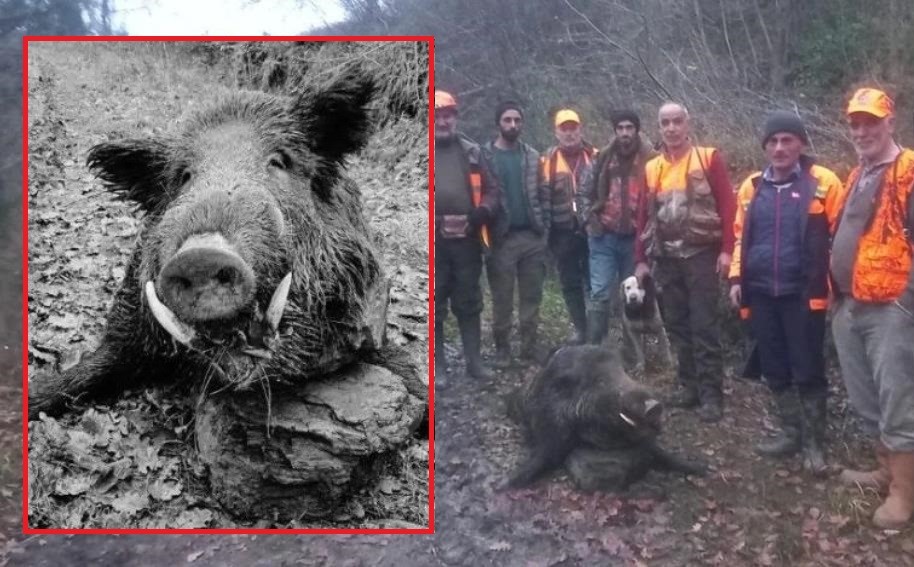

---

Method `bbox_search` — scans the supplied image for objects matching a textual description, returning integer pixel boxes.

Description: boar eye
[178,169,192,187]
[268,151,292,171]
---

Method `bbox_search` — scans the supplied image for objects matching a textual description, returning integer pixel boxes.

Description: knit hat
[495,100,524,124]
[610,110,640,132]
[762,111,808,147]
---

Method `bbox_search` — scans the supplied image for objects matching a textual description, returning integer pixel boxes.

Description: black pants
[747,292,827,395]
[548,228,589,331]
[435,237,484,325]
[653,248,724,402]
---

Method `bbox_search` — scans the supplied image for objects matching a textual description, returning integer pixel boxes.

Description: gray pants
[832,297,914,451]
[487,229,546,349]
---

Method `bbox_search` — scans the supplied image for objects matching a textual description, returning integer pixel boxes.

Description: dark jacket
[581,136,655,237]
[434,133,500,244]
[730,156,844,313]
[540,142,597,232]
[482,140,545,241]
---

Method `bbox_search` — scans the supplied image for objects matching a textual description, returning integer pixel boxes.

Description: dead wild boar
[29,67,386,419]
[506,345,706,490]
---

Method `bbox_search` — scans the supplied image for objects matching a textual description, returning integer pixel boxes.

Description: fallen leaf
[110,491,149,515]
[148,478,182,502]
[488,541,511,552]
[54,474,93,496]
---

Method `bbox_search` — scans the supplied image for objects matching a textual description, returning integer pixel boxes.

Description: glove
[468,206,491,228]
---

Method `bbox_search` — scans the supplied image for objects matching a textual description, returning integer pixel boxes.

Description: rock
[196,361,427,521]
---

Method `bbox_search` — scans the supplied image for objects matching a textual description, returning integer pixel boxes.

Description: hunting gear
[434,90,498,382]
[830,88,914,529]
[541,108,597,344]
[580,110,653,347]
[729,111,844,475]
[484,101,548,368]
[635,102,736,423]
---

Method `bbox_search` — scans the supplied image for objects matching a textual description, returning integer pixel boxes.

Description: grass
[440,259,572,346]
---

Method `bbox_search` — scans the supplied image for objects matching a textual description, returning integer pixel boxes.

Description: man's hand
[729,284,741,309]
[717,252,732,280]
[634,262,650,283]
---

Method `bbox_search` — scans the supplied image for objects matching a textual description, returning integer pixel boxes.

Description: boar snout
[157,232,255,322]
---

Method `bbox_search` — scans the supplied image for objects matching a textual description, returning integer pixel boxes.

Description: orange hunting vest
[643,146,721,257]
[468,169,490,248]
[837,149,914,302]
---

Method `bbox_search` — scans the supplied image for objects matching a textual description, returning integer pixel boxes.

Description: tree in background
[328,0,914,173]
[1,0,124,36]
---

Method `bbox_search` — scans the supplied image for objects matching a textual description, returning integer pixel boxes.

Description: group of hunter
[433,87,914,529]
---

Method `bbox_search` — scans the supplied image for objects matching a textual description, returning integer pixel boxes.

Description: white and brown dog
[620,275,674,373]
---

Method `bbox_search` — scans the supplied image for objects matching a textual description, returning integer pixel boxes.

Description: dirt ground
[6,41,914,567]
[9,308,914,565]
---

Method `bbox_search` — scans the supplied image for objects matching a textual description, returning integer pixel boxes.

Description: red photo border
[21,35,435,536]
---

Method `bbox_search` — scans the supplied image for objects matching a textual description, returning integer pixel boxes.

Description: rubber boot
[493,332,512,370]
[567,293,588,345]
[458,314,493,380]
[873,451,914,529]
[519,328,541,364]
[756,389,802,457]
[840,442,891,491]
[799,392,828,476]
[697,397,723,423]
[586,303,609,345]
[697,380,724,423]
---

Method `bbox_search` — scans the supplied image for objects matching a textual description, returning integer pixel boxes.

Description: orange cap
[555,109,581,127]
[846,88,894,118]
[435,90,457,110]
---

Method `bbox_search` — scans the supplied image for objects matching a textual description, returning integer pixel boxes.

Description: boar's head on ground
[29,66,386,418]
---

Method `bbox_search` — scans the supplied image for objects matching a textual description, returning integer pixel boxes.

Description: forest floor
[17,41,428,533]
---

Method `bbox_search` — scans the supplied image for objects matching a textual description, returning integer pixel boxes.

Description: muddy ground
[10,293,914,564]
[6,41,914,567]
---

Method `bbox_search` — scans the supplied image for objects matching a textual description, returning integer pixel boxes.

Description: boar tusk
[145,281,197,347]
[619,412,636,426]
[266,272,293,332]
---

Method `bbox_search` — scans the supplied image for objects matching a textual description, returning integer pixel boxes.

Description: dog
[620,275,673,373]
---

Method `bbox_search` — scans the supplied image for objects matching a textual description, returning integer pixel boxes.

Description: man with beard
[541,109,598,344]
[728,111,843,475]
[634,102,735,423]
[581,110,654,346]
[483,101,546,367]
[830,88,914,528]
[433,90,497,382]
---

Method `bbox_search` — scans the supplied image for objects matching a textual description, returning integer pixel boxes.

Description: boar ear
[87,139,172,213]
[295,66,376,163]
